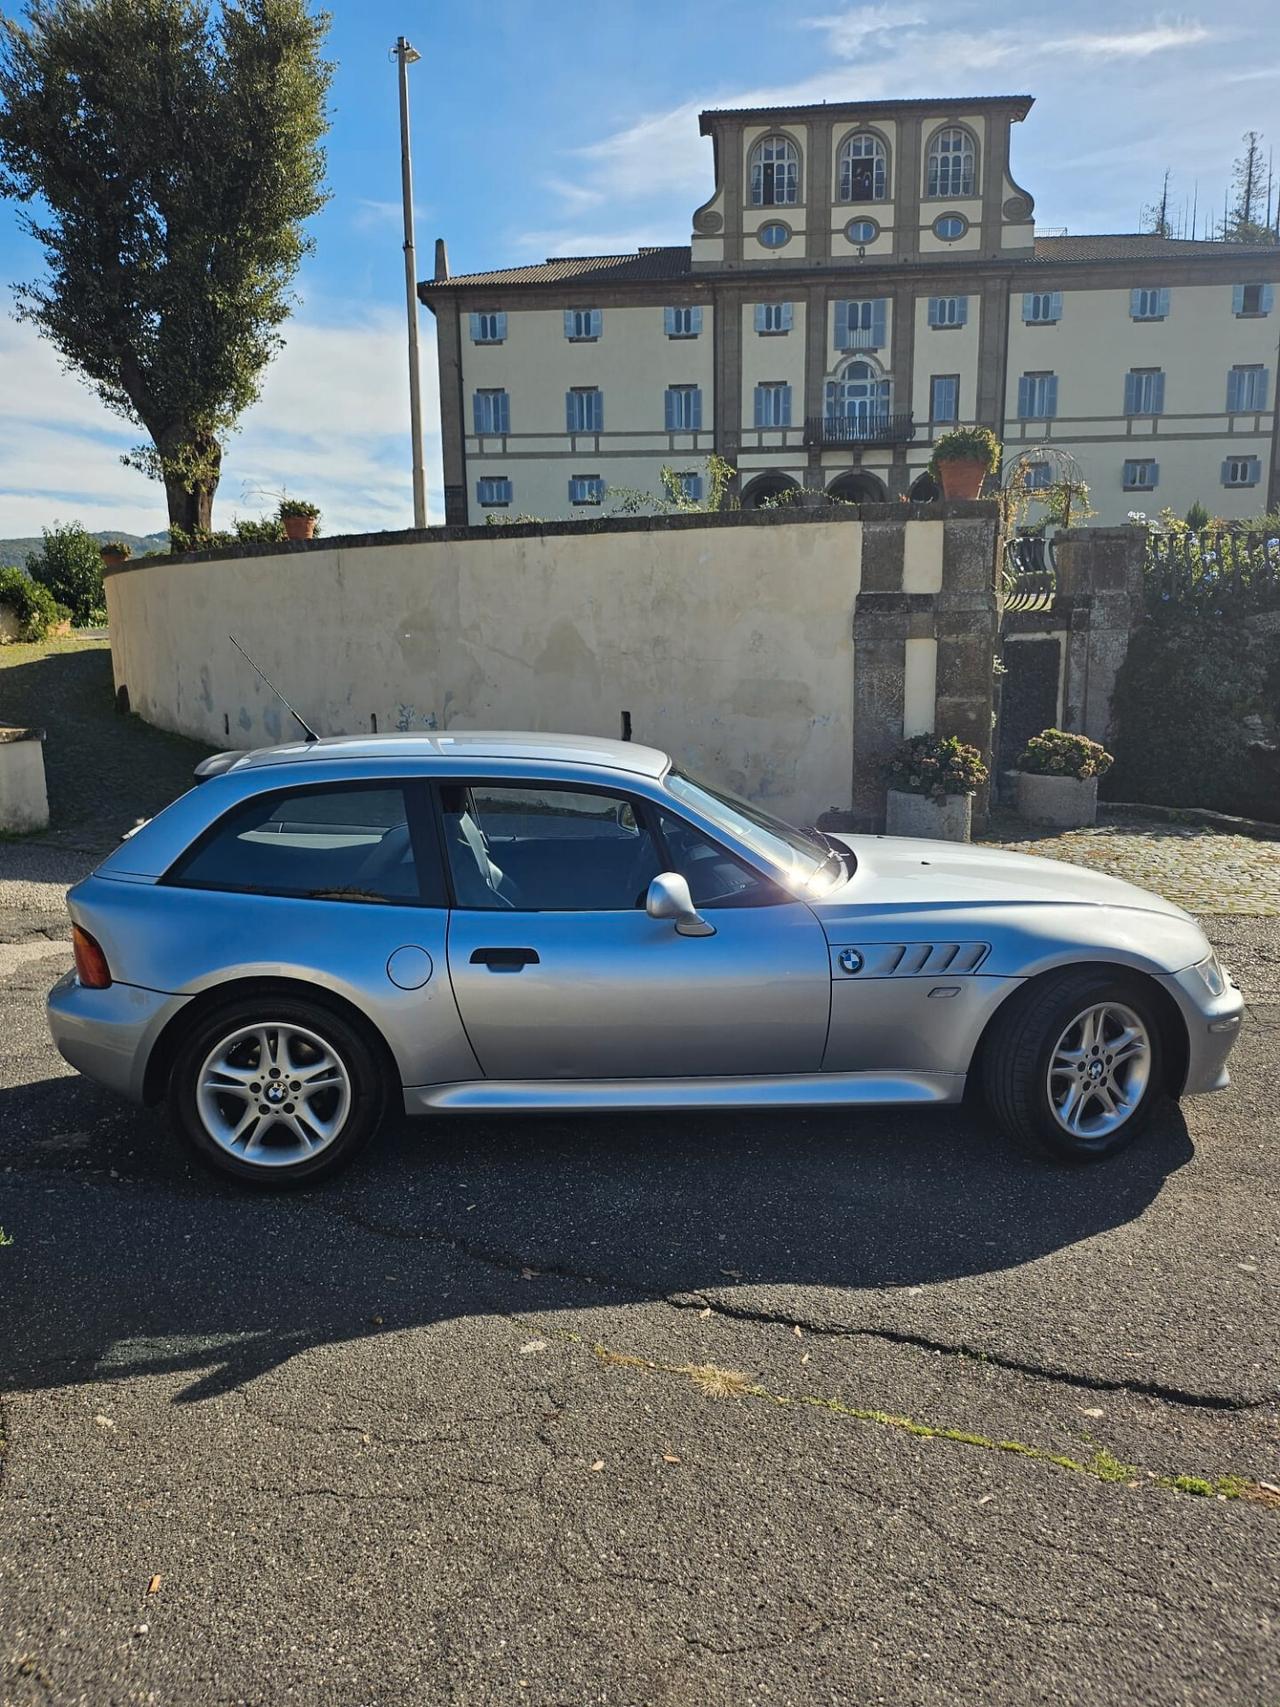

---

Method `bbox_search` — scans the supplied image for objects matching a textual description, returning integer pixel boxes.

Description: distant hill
[0,528,170,567]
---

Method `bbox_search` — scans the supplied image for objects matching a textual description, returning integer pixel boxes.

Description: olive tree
[0,0,332,532]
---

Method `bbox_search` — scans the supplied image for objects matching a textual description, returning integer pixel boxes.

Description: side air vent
[830,942,990,978]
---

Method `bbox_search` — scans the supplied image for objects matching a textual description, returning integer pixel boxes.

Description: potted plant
[1015,728,1113,828]
[884,733,989,842]
[99,540,131,569]
[278,499,321,541]
[930,425,1001,502]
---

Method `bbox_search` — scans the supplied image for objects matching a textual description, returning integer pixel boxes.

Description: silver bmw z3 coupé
[46,732,1243,1187]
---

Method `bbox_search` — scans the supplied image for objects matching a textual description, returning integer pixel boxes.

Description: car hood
[820,834,1197,924]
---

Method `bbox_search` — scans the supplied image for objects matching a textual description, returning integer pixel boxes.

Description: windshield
[665,770,850,897]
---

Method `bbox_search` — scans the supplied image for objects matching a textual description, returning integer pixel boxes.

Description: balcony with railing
[803,413,916,448]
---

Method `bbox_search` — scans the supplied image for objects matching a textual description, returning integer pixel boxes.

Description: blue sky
[1,0,1277,537]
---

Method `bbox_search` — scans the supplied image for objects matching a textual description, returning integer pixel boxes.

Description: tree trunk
[156,426,223,534]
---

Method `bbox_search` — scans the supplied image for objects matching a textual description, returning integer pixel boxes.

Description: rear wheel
[983,969,1165,1161]
[168,996,384,1187]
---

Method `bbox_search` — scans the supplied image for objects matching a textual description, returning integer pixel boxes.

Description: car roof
[229,730,672,779]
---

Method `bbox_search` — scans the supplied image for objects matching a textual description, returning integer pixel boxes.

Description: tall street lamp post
[394,36,427,529]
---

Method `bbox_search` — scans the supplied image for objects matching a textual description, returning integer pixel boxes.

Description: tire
[982,968,1166,1163]
[168,995,385,1188]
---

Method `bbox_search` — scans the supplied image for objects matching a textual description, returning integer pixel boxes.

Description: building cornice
[698,96,1035,133]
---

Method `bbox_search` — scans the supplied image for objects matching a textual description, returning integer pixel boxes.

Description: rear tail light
[72,925,112,989]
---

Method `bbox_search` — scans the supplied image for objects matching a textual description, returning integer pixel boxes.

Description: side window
[440,784,661,911]
[657,812,778,909]
[169,785,427,904]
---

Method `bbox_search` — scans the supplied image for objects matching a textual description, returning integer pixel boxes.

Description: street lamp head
[395,39,422,63]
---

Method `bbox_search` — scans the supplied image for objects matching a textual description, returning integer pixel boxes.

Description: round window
[846,218,879,244]
[933,213,968,241]
[758,221,791,249]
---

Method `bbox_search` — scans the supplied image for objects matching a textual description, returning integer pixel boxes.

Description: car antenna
[229,636,320,743]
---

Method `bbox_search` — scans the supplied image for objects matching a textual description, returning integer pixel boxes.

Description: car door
[440,779,831,1080]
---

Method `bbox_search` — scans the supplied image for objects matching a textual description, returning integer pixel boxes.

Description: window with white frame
[757,221,791,249]
[927,296,968,328]
[933,213,967,241]
[1226,365,1269,413]
[469,311,507,343]
[568,474,605,506]
[1123,460,1159,491]
[835,298,887,350]
[664,306,702,338]
[1024,461,1053,490]
[664,385,703,431]
[1222,455,1261,488]
[1129,287,1169,321]
[565,387,603,433]
[750,134,800,206]
[755,301,793,334]
[673,471,703,502]
[1017,372,1058,419]
[476,476,512,507]
[1123,368,1165,415]
[564,307,602,341]
[926,127,975,197]
[472,389,510,435]
[929,374,959,423]
[1022,291,1062,325]
[1233,283,1275,317]
[754,382,792,428]
[838,131,887,201]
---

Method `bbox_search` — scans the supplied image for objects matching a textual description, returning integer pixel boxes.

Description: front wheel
[983,970,1166,1161]
[168,997,385,1187]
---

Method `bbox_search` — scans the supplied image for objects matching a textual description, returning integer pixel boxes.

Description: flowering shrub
[1017,728,1113,780]
[885,734,989,800]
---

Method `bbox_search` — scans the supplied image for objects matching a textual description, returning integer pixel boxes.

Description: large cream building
[421,94,1280,527]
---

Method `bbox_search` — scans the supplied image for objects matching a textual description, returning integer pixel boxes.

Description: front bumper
[47,971,188,1103]
[1157,964,1246,1096]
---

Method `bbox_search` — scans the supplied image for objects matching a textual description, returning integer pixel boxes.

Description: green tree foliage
[24,523,104,624]
[0,563,62,638]
[0,0,332,532]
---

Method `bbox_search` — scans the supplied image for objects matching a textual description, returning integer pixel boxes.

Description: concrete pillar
[0,727,50,833]
[1054,526,1146,745]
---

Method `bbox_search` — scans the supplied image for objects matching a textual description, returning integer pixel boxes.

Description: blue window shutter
[753,385,765,428]
[469,312,482,341]
[690,306,703,334]
[1221,458,1232,484]
[1150,462,1159,487]
[498,392,509,433]
[1226,369,1241,412]
[1017,374,1032,417]
[1156,289,1170,318]
[1260,368,1271,410]
[1021,293,1034,323]
[754,303,767,333]
[1129,288,1142,317]
[664,389,675,430]
[692,387,703,430]
[1123,372,1137,414]
[496,312,507,339]
[927,297,941,328]
[1261,284,1275,313]
[955,296,968,326]
[1152,371,1165,413]
[835,300,850,349]
[780,301,793,330]
[781,385,792,427]
[590,308,602,338]
[564,309,576,338]
[1049,291,1062,322]
[870,299,887,348]
[593,390,603,431]
[664,306,676,335]
[1232,284,1245,314]
[1045,375,1058,417]
[566,391,576,432]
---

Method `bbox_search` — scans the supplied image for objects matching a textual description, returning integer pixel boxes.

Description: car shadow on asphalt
[0,1072,1195,1404]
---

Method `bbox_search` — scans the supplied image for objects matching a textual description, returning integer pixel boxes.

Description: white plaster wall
[106,521,872,823]
[912,295,981,427]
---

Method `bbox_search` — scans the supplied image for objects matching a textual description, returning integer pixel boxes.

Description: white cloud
[0,307,446,539]
[508,225,686,260]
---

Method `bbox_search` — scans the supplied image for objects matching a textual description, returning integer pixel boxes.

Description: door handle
[470,947,540,969]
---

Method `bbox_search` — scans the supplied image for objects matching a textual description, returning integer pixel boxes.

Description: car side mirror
[646,872,716,937]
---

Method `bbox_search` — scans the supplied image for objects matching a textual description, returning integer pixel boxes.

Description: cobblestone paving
[984,821,1280,916]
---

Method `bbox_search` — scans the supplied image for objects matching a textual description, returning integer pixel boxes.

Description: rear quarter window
[167,782,439,905]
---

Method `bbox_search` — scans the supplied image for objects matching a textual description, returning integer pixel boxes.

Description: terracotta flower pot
[283,514,316,541]
[100,550,127,570]
[936,457,990,501]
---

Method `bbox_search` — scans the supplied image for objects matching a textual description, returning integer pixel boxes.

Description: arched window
[927,128,975,198]
[825,359,891,432]
[838,132,887,202]
[750,135,800,206]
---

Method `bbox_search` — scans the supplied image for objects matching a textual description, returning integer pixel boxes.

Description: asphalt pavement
[1,863,1278,1705]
